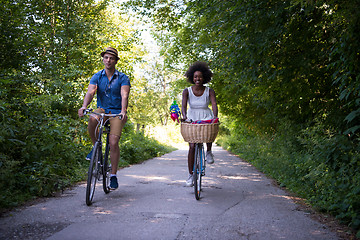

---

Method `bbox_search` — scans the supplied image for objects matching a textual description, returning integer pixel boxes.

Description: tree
[129,44,181,127]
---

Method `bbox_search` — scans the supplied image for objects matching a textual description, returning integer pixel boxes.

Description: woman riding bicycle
[181,61,218,187]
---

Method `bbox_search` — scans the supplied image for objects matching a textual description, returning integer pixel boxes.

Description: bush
[119,123,176,165]
[0,110,87,209]
[218,120,360,236]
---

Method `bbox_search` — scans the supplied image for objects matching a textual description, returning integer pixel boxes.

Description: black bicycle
[83,109,122,206]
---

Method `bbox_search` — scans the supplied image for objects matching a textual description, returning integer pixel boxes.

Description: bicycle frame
[194,143,206,176]
[84,109,122,205]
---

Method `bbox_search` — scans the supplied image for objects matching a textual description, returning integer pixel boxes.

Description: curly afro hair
[185,61,213,84]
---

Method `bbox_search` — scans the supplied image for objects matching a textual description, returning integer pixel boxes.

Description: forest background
[0,0,359,237]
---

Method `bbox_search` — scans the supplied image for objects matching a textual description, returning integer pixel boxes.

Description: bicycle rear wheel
[86,142,100,206]
[102,134,111,194]
[193,143,202,200]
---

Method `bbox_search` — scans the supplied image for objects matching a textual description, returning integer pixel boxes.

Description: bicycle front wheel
[193,143,202,200]
[86,142,101,206]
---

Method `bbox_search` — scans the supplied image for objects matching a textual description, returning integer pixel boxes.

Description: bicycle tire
[194,143,202,200]
[86,142,100,206]
[198,144,203,198]
[102,134,111,194]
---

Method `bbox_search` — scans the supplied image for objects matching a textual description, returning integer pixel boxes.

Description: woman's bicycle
[83,109,122,206]
[181,121,219,200]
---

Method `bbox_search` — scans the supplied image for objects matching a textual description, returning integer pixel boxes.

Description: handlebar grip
[83,108,93,114]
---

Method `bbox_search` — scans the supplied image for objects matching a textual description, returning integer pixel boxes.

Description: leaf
[8,139,26,145]
[344,109,360,123]
[344,126,360,135]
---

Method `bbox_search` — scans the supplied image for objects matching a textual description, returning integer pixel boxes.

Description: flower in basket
[191,118,219,124]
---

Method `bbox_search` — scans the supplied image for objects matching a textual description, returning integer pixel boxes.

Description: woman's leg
[206,142,212,152]
[188,143,195,174]
[206,142,215,164]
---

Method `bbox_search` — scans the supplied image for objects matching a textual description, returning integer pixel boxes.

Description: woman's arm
[209,88,218,118]
[181,88,189,120]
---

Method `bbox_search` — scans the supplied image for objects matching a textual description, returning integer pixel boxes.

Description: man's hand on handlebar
[78,107,87,118]
[119,112,127,121]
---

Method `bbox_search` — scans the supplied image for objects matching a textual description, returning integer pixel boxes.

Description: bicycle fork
[200,144,206,176]
[194,143,206,176]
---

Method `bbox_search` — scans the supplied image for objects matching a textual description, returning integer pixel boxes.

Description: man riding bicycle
[78,47,131,190]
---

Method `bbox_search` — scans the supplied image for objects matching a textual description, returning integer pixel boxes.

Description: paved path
[0,146,338,240]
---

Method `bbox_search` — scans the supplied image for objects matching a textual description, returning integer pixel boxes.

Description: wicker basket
[181,122,220,143]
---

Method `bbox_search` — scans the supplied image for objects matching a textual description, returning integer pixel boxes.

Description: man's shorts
[92,108,126,137]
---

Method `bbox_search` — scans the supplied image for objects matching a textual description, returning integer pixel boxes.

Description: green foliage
[0,105,88,208]
[218,119,360,235]
[118,122,176,165]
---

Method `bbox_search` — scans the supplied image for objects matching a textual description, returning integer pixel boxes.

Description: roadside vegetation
[217,118,359,237]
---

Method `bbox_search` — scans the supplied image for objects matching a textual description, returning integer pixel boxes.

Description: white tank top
[187,86,214,121]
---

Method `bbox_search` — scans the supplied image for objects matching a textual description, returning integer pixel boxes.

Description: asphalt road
[0,145,339,240]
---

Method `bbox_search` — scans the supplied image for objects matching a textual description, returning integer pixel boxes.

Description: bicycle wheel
[102,134,111,194]
[86,142,100,206]
[193,143,202,200]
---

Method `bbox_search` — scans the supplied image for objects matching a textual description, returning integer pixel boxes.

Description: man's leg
[87,116,98,145]
[108,116,126,189]
[88,108,104,145]
[109,134,121,174]
[85,115,100,160]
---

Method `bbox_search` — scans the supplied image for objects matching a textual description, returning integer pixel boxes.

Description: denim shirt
[90,69,131,114]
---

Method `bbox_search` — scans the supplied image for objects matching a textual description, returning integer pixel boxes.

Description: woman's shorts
[92,108,126,137]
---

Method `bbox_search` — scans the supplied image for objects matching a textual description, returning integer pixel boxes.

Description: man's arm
[78,84,97,117]
[120,85,130,119]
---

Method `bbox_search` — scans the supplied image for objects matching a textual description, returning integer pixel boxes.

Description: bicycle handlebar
[83,109,123,120]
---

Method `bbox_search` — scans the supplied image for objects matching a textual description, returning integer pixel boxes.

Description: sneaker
[186,174,193,187]
[110,176,118,190]
[206,151,214,164]
[86,147,94,161]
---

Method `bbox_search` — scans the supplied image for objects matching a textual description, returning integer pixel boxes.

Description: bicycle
[83,109,122,206]
[193,142,206,200]
[180,121,219,200]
